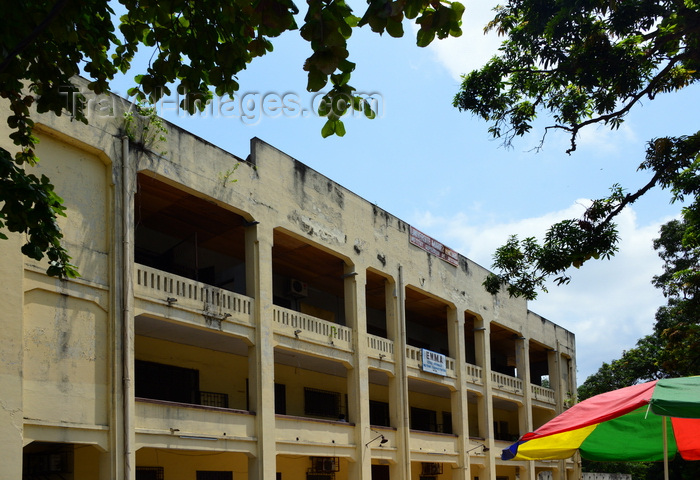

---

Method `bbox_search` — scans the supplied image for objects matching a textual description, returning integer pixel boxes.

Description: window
[494,421,510,441]
[304,388,341,419]
[371,464,390,480]
[411,407,437,432]
[198,391,229,408]
[275,383,286,415]
[136,467,164,480]
[135,360,198,404]
[196,471,232,480]
[369,400,390,427]
[442,411,453,434]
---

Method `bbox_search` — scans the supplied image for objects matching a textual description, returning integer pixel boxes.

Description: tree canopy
[577,217,700,478]
[0,0,464,277]
[455,0,700,300]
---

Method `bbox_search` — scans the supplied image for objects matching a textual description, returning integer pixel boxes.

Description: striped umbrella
[502,377,700,480]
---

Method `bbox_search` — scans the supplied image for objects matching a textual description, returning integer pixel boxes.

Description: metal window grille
[304,388,340,419]
[306,474,334,480]
[198,391,229,408]
[196,471,233,480]
[136,467,164,480]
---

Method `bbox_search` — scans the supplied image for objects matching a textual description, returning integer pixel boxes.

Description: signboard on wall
[409,226,459,267]
[422,349,447,376]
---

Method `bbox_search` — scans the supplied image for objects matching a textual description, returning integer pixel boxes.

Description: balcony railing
[491,372,523,393]
[135,264,254,325]
[405,345,456,377]
[135,398,255,443]
[465,363,483,384]
[531,384,556,404]
[272,305,353,350]
[368,334,394,357]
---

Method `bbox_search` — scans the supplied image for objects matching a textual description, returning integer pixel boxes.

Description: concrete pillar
[0,233,24,480]
[474,318,496,480]
[515,337,532,435]
[247,225,277,480]
[448,307,470,480]
[392,267,411,479]
[346,267,372,480]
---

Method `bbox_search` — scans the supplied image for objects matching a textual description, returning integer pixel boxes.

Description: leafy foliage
[1,0,464,276]
[577,217,700,479]
[455,0,700,299]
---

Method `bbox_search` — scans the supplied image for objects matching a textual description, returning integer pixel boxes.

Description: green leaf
[321,119,336,137]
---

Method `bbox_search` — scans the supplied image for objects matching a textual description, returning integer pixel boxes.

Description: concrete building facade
[0,87,578,480]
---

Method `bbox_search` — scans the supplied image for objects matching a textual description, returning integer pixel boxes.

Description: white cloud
[412,202,674,384]
[423,0,504,80]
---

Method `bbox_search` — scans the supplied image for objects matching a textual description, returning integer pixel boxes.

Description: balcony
[405,345,456,379]
[135,398,256,452]
[275,415,355,456]
[531,384,556,405]
[491,371,524,395]
[273,305,353,351]
[409,430,459,462]
[134,264,254,332]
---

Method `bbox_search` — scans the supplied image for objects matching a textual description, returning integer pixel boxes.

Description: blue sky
[107,0,698,384]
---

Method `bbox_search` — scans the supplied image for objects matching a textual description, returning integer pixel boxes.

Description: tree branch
[0,0,71,74]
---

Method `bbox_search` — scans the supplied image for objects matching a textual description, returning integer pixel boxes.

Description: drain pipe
[121,135,135,480]
[397,265,411,479]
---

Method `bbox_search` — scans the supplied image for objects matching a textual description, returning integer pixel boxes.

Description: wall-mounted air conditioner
[289,278,308,297]
[310,456,339,473]
[421,462,443,475]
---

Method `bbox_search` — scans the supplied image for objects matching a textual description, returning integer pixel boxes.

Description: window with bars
[441,411,453,434]
[135,360,199,404]
[136,467,164,480]
[198,391,229,408]
[369,400,390,427]
[304,388,341,419]
[196,471,233,480]
[411,407,438,432]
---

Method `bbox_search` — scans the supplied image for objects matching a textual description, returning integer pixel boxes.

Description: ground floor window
[196,471,233,480]
[136,466,164,480]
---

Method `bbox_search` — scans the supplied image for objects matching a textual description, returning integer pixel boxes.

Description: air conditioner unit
[311,457,339,473]
[421,462,443,475]
[289,278,308,297]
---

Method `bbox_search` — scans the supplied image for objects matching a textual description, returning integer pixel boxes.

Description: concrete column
[247,225,277,480]
[391,267,411,479]
[0,233,24,480]
[346,267,372,480]
[120,139,136,480]
[448,307,470,480]
[515,337,532,434]
[474,318,496,480]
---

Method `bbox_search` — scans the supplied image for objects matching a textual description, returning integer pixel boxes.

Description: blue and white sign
[421,349,447,376]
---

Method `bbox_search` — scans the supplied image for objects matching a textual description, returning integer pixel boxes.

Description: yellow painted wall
[408,390,453,428]
[23,290,109,425]
[277,455,351,480]
[136,336,249,410]
[137,447,248,480]
[368,382,390,404]
[74,445,102,480]
[32,132,111,285]
[275,363,348,419]
[493,407,519,439]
